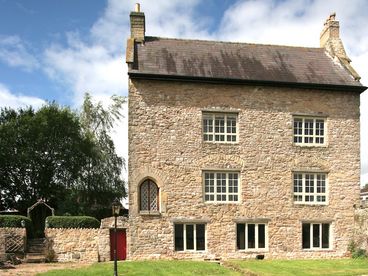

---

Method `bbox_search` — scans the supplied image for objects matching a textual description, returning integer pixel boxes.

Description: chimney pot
[320,12,339,48]
[319,13,361,81]
[130,3,145,42]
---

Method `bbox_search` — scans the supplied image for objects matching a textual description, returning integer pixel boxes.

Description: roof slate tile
[128,36,363,88]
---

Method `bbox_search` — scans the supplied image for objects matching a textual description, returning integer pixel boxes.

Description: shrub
[349,240,367,259]
[0,215,32,230]
[46,216,100,229]
[352,248,367,259]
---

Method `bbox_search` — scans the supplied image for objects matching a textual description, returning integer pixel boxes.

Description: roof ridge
[145,36,322,50]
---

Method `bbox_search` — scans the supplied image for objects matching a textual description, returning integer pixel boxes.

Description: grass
[36,260,239,276]
[226,259,368,276]
[36,259,368,276]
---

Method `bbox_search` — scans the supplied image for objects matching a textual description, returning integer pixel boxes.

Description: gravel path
[0,262,91,276]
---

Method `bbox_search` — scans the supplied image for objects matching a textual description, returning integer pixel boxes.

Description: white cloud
[0,35,39,71]
[137,0,210,39]
[42,0,212,105]
[0,83,45,109]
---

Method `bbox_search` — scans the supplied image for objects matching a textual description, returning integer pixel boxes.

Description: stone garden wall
[45,228,99,262]
[354,206,368,251]
[45,216,129,263]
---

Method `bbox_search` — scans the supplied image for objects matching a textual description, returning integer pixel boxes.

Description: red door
[110,229,126,260]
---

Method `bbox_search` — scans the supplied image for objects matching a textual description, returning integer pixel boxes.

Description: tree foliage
[0,94,126,218]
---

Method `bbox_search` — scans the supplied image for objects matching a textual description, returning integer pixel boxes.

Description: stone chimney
[320,13,361,80]
[130,3,145,42]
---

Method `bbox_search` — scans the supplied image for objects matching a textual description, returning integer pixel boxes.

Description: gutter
[128,72,367,93]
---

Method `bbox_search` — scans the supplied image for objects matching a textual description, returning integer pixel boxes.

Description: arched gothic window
[140,179,159,211]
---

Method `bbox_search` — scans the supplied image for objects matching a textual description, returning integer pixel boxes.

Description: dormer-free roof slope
[127,7,366,93]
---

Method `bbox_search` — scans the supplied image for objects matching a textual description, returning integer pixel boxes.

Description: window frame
[293,116,327,146]
[203,171,240,203]
[293,172,328,205]
[174,223,206,252]
[139,179,160,213]
[236,222,268,251]
[302,222,331,250]
[202,112,238,143]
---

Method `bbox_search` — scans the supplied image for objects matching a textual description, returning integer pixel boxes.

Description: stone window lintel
[292,169,329,174]
[202,109,240,114]
[234,218,271,223]
[292,112,329,118]
[171,218,210,224]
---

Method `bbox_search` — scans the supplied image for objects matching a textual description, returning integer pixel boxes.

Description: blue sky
[0,0,367,185]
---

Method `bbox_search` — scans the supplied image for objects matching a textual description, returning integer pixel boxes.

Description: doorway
[110,229,127,260]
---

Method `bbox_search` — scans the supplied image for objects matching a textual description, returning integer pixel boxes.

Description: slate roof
[128,36,365,91]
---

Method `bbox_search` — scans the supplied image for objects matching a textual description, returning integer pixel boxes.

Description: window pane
[322,224,330,248]
[302,223,310,249]
[203,113,237,143]
[174,224,184,251]
[258,224,266,248]
[140,181,149,211]
[149,181,158,211]
[294,174,302,193]
[312,224,320,248]
[196,224,205,250]
[306,174,314,193]
[293,117,326,145]
[186,224,194,250]
[215,116,225,133]
[204,171,239,202]
[247,224,255,249]
[237,224,245,250]
[304,119,313,136]
[216,173,227,201]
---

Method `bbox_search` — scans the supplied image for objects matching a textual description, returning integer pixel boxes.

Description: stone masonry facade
[127,7,364,260]
[128,80,360,260]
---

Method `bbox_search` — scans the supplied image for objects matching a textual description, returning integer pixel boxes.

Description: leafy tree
[59,93,126,216]
[0,104,90,213]
[0,95,126,218]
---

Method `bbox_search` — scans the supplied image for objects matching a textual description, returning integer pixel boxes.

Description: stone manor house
[127,5,366,260]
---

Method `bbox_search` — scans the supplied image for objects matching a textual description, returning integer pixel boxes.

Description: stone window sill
[293,203,328,207]
[293,144,328,148]
[238,249,269,253]
[139,211,161,216]
[302,248,332,251]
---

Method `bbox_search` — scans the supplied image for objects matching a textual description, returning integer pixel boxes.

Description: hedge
[0,215,32,230]
[46,216,100,229]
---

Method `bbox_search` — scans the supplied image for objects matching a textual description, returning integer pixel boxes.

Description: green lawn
[226,259,368,276]
[36,260,239,276]
[36,259,368,276]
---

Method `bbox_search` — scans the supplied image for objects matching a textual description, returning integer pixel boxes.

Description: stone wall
[45,216,129,263]
[45,228,99,262]
[354,207,368,251]
[128,79,361,260]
